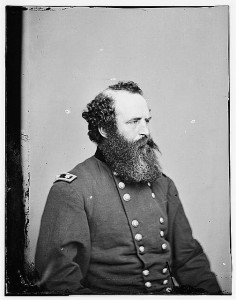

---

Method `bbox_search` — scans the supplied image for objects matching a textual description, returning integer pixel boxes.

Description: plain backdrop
[21,6,230,293]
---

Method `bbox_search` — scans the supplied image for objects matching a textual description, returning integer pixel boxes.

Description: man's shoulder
[69,155,98,176]
[47,155,103,200]
[52,154,107,186]
[159,173,177,187]
[154,173,180,200]
[155,172,173,188]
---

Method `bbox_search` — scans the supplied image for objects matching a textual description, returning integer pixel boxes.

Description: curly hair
[82,81,143,144]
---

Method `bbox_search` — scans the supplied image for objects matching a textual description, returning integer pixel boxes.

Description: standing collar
[95,147,106,163]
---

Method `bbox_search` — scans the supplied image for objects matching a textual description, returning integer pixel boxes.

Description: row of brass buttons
[144,279,169,288]
[116,176,170,291]
[147,182,166,241]
[119,180,168,252]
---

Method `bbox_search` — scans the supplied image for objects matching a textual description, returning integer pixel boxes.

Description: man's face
[112,91,151,142]
[99,90,161,183]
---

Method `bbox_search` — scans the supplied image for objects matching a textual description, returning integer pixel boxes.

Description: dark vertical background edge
[5,6,40,295]
[6,5,24,294]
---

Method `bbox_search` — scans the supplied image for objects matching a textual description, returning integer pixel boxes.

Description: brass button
[118,182,125,189]
[132,220,139,227]
[160,217,164,224]
[135,233,142,241]
[151,193,155,198]
[162,268,168,274]
[163,279,168,285]
[162,243,167,250]
[147,182,151,187]
[142,270,150,276]
[160,230,164,237]
[139,246,145,253]
[145,282,152,288]
[123,193,131,201]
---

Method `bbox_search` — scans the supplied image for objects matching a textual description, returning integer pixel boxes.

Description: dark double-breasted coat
[35,149,221,294]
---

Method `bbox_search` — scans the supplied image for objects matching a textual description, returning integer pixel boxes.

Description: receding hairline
[103,88,133,99]
[103,89,151,116]
[103,88,148,103]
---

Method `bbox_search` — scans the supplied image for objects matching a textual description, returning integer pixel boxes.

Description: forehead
[107,90,150,120]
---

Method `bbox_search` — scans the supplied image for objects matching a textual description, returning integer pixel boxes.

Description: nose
[139,119,150,137]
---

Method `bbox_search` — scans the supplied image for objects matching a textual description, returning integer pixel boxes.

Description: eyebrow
[126,116,152,123]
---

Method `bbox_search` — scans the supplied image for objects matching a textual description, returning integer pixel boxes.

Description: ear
[98,127,107,139]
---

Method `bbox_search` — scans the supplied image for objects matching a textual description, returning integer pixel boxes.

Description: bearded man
[35,81,221,295]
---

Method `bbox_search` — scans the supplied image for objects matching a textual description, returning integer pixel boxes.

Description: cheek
[125,128,139,141]
[118,126,137,141]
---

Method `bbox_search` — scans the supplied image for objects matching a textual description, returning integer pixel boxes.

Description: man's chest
[83,176,169,250]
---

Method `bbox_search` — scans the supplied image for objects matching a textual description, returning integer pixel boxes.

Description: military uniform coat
[35,149,221,294]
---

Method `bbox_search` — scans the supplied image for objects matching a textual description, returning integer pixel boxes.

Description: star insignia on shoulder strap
[54,172,77,183]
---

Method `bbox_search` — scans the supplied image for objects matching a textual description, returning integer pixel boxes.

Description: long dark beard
[99,130,162,184]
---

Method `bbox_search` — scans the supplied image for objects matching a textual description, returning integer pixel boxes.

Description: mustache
[135,136,161,153]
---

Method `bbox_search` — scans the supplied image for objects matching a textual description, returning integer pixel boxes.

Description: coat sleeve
[167,179,222,294]
[35,182,92,294]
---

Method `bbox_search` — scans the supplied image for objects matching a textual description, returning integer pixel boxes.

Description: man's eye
[129,120,139,124]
